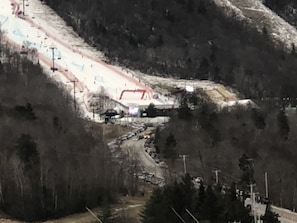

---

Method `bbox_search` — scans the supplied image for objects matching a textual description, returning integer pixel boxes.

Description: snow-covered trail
[213,0,297,51]
[0,0,176,120]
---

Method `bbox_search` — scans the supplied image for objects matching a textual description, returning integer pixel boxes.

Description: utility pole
[171,207,186,223]
[50,45,57,72]
[70,79,78,111]
[280,177,283,207]
[293,180,296,212]
[250,183,257,223]
[179,155,189,175]
[264,172,268,199]
[212,169,221,185]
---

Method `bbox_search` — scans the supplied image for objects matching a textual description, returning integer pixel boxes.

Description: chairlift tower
[49,44,57,72]
[22,0,25,16]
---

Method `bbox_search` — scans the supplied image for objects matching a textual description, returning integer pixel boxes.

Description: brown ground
[0,122,152,223]
[0,184,155,223]
[84,120,133,142]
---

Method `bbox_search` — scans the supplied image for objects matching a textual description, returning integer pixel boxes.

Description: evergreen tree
[14,103,37,120]
[238,154,255,188]
[199,185,221,221]
[154,126,161,153]
[15,134,39,164]
[196,182,206,211]
[261,203,280,223]
[146,103,157,117]
[141,188,170,223]
[178,98,192,120]
[197,0,207,14]
[277,109,290,139]
[163,132,177,161]
[251,108,266,130]
[222,183,253,223]
[142,175,253,223]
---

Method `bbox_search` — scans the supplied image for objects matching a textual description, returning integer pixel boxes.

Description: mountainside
[0,43,123,221]
[3,0,297,220]
[39,0,297,211]
[265,0,297,27]
[44,0,297,99]
[156,100,297,209]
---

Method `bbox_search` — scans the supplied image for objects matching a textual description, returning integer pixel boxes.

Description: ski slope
[0,0,176,119]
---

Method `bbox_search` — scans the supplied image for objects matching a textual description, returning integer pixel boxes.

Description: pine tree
[277,109,290,140]
[238,153,255,188]
[178,98,192,120]
[261,203,280,223]
[199,186,221,221]
[146,103,157,117]
[251,108,266,130]
[163,132,177,160]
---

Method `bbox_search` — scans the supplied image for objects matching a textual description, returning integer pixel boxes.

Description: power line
[85,207,102,223]
[185,208,199,223]
[171,207,186,223]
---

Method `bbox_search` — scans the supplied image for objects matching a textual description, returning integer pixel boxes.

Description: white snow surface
[0,0,177,120]
[0,0,246,121]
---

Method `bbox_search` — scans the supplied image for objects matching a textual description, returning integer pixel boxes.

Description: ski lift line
[6,1,173,111]
[10,37,86,92]
[10,0,155,102]
[37,53,84,91]
[13,4,154,96]
[13,0,152,97]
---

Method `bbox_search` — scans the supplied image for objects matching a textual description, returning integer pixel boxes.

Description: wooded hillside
[0,43,123,221]
[44,0,297,99]
[39,0,297,211]
[154,97,297,210]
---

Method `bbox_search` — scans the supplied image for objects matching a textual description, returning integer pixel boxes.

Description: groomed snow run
[0,0,176,121]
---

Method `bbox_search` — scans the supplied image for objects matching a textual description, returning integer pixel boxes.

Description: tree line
[152,95,297,210]
[142,174,279,223]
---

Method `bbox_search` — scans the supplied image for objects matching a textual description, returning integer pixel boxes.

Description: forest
[2,0,297,221]
[142,174,280,223]
[0,41,128,221]
[39,0,297,217]
[44,0,297,99]
[151,93,297,210]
